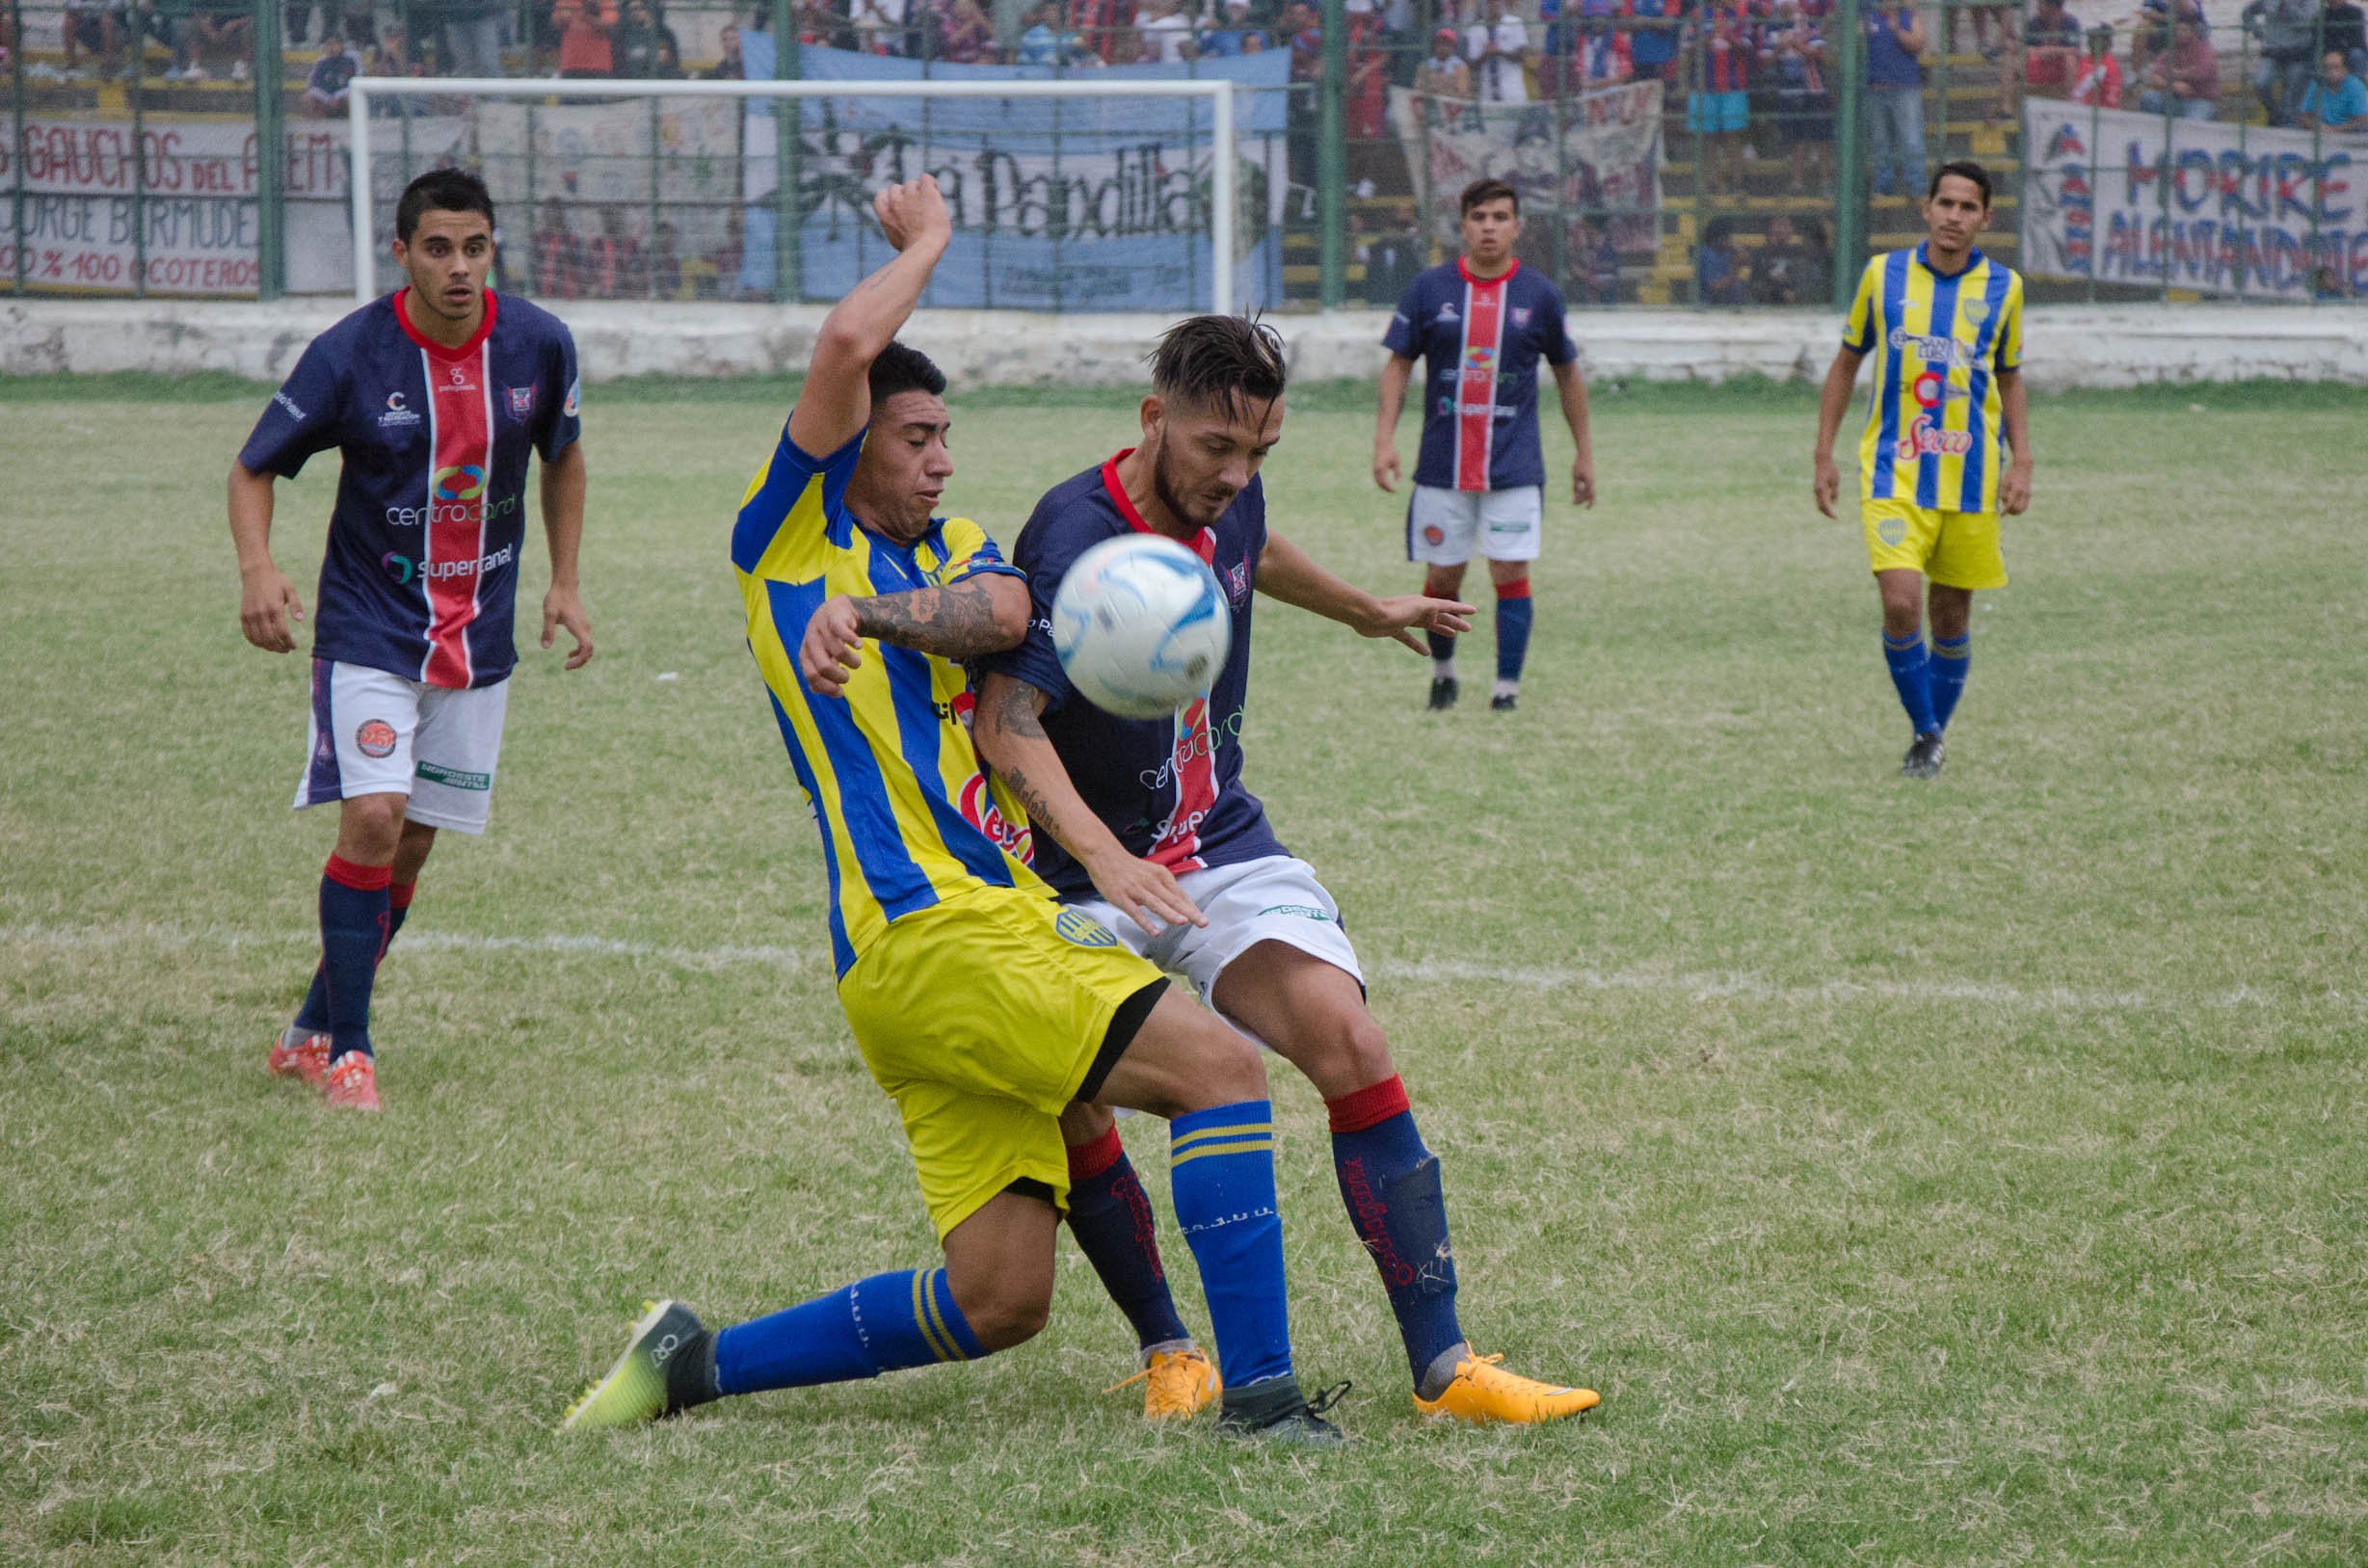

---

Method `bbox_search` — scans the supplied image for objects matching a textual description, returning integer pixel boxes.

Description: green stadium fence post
[1551,82,1568,297]
[1185,53,1200,310]
[524,100,537,298]
[255,0,287,300]
[2154,69,2172,303]
[1831,0,1866,310]
[1051,54,1064,316]
[10,0,24,296]
[647,93,661,300]
[1686,25,1702,306]
[1319,0,1346,309]
[132,30,147,297]
[774,0,799,304]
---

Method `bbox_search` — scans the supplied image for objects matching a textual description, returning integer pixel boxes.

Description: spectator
[651,221,683,298]
[928,0,993,59]
[1068,0,1132,62]
[2011,0,2081,114]
[1017,0,1080,61]
[63,0,124,79]
[552,0,618,75]
[1577,13,1633,84]
[612,0,676,74]
[2322,0,2368,78]
[1628,0,1680,81]
[1199,0,1265,55]
[1695,215,1745,304]
[2070,24,2121,106]
[305,28,361,112]
[1468,0,1532,103]
[1357,204,1424,306]
[1796,213,1832,302]
[853,0,912,55]
[2140,6,2216,119]
[1749,212,1810,302]
[1346,0,1389,136]
[2314,261,2352,296]
[1285,0,1323,187]
[2300,45,2368,128]
[1416,23,1472,97]
[653,29,685,73]
[1760,0,1829,196]
[1865,2,1927,198]
[587,206,647,296]
[535,199,584,297]
[1136,0,1194,61]
[180,0,253,81]
[443,0,508,76]
[1685,3,1754,199]
[704,20,744,75]
[2246,0,2318,124]
[1572,217,1623,304]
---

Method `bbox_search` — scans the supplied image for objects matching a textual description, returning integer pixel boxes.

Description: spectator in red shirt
[551,0,617,75]
[534,199,584,297]
[1686,3,1756,198]
[2070,23,2121,106]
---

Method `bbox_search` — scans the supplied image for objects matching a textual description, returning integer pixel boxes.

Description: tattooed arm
[798,575,1029,699]
[970,671,1206,936]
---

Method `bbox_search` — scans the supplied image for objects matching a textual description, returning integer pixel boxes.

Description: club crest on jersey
[355,720,398,758]
[378,391,420,429]
[1225,560,1250,605]
[507,385,537,420]
[1054,908,1118,948]
[1510,306,1532,327]
[1434,302,1460,322]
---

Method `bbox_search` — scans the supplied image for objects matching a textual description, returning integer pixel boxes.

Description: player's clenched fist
[239,565,305,652]
[873,175,952,255]
[800,593,866,698]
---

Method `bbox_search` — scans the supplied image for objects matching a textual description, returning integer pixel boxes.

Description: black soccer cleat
[1900,731,1946,780]
[1427,677,1459,711]
[1489,692,1517,712]
[1216,1374,1349,1447]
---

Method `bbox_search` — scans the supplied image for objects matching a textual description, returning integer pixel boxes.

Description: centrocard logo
[1463,345,1497,368]
[1897,413,1974,461]
[957,772,1033,864]
[433,465,487,501]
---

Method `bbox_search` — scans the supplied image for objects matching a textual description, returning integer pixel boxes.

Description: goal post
[346,75,1239,316]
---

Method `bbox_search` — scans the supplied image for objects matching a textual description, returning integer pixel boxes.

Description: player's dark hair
[1459,176,1519,218]
[868,340,948,405]
[1929,159,1992,208]
[395,168,496,243]
[1148,314,1288,416]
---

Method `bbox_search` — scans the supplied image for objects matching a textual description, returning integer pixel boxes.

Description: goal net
[348,66,1283,316]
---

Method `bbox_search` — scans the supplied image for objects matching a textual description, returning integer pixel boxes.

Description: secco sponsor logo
[1897,413,1974,460]
[956,773,1033,864]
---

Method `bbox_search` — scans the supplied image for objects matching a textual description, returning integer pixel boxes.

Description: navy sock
[1064,1127,1192,1352]
[1929,634,1970,731]
[319,856,391,1062]
[713,1266,984,1395]
[1170,1101,1292,1389]
[1327,1076,1464,1388]
[1425,628,1455,667]
[296,880,412,1033]
[1882,632,1939,735]
[1493,578,1533,683]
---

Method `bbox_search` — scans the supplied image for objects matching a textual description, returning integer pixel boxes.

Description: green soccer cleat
[558,1299,709,1432]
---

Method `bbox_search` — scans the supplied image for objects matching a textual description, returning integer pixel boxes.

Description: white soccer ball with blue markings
[1051,535,1232,721]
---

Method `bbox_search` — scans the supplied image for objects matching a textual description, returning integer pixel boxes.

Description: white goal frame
[347,75,1238,314]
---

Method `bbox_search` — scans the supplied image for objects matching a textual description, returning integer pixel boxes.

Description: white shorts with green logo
[294,659,510,835]
[1065,855,1364,1029]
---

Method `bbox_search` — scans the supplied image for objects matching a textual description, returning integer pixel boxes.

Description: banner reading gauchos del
[2023,98,2366,301]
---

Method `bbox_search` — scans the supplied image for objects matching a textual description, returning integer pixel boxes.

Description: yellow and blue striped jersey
[732,422,1040,977]
[1844,244,2025,514]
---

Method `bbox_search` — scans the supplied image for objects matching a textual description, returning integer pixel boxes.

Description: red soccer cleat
[267,1028,332,1089]
[322,1051,381,1112]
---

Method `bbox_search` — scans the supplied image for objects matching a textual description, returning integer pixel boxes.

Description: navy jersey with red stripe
[237,288,581,690]
[1383,258,1578,492]
[982,453,1287,900]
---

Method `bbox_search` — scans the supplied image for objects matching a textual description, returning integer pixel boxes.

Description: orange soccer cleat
[267,1027,332,1089]
[321,1051,381,1112]
[1413,1352,1599,1425]
[1107,1344,1222,1421]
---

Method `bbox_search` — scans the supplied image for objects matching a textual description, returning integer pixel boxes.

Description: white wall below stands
[5,300,2366,390]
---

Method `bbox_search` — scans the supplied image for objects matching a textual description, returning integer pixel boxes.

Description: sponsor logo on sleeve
[562,378,581,418]
[354,720,398,758]
[273,390,307,421]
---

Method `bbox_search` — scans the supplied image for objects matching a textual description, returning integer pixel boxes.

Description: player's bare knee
[336,793,408,864]
[946,1265,1052,1351]
[1182,1023,1266,1110]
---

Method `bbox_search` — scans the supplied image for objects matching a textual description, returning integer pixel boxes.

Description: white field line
[3,922,2355,1015]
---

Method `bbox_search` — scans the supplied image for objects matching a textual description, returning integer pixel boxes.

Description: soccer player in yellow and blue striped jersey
[1814,161,2034,779]
[561,176,1344,1445]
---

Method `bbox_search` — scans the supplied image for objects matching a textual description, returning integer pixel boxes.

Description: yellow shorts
[1861,500,2009,591]
[836,885,1165,1241]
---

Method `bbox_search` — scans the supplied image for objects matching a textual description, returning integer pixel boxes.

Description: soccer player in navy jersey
[229,168,592,1112]
[1374,176,1596,712]
[972,315,1602,1426]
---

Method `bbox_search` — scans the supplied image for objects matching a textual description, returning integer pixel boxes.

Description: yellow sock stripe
[1171,1121,1273,1154]
[1169,1137,1275,1167]
[910,1268,958,1363]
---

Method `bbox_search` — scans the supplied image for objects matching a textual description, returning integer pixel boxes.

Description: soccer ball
[1051,535,1233,720]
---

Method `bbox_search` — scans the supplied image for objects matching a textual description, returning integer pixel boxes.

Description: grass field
[2,372,2362,1566]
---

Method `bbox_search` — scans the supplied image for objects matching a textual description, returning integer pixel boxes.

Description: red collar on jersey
[394,285,499,360]
[1456,255,1521,287]
[1101,448,1216,565]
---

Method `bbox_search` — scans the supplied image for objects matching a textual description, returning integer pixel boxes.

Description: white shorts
[1066,855,1364,1032]
[293,659,510,835]
[1406,484,1544,566]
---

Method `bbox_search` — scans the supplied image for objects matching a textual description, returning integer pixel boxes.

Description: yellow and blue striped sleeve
[1843,258,1882,355]
[935,518,1025,587]
[732,422,867,578]
[1995,273,2025,373]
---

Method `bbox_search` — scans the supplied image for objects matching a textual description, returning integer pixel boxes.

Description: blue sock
[1425,628,1455,667]
[297,880,412,1033]
[1328,1076,1464,1388]
[1494,579,1533,683]
[1882,632,1939,736]
[1929,634,1970,731]
[319,856,390,1061]
[1169,1101,1292,1389]
[1065,1128,1192,1351]
[713,1266,984,1395]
